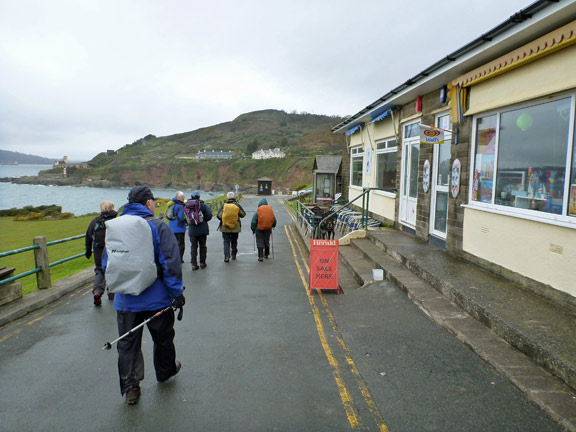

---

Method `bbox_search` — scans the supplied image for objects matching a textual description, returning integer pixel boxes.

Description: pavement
[2,203,576,430]
[291,220,576,431]
[0,268,93,328]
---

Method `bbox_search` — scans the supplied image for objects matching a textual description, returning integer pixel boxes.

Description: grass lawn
[0,195,228,297]
[0,215,97,295]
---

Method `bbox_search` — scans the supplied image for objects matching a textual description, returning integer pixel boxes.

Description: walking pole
[101,305,174,351]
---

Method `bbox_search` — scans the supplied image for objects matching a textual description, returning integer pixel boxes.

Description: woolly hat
[191,190,201,199]
[227,192,235,199]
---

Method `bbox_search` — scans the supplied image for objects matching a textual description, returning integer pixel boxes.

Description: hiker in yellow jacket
[216,192,246,263]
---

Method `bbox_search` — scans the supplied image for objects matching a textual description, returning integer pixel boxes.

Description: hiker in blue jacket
[186,190,213,270]
[168,191,187,263]
[104,185,185,405]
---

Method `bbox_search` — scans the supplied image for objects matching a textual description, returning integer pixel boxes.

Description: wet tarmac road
[0,195,563,431]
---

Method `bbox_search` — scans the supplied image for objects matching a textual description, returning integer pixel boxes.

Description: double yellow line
[284,224,389,432]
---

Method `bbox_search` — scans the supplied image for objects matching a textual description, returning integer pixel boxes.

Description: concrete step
[337,255,362,293]
[338,245,376,291]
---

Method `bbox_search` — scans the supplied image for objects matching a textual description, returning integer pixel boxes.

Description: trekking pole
[101,305,173,351]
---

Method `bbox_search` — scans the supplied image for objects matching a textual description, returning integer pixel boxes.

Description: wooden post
[33,236,51,289]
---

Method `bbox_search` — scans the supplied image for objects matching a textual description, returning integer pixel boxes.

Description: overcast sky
[0,0,531,161]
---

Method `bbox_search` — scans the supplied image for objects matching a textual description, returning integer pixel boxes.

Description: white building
[252,148,286,160]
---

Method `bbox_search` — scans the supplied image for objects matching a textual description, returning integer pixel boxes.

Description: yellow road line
[286,224,389,432]
[285,225,360,429]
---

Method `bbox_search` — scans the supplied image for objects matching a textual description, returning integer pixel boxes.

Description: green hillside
[37,109,346,192]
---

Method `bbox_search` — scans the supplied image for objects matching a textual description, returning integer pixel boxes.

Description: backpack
[184,200,204,226]
[104,215,158,296]
[257,205,274,230]
[221,203,240,229]
[93,217,107,248]
[164,202,178,221]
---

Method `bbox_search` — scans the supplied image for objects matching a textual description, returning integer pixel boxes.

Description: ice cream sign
[419,124,449,145]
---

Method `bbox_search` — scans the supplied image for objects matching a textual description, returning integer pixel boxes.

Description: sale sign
[309,239,339,294]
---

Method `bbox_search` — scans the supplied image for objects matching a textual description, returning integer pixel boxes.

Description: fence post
[33,236,51,289]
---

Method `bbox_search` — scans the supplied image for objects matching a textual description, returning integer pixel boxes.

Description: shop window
[376,139,397,190]
[471,95,575,220]
[350,146,363,187]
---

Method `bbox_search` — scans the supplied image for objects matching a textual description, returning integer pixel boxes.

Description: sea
[0,164,221,216]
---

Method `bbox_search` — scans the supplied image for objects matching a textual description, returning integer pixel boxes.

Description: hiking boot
[258,256,263,262]
[158,361,182,382]
[107,292,115,300]
[200,263,207,269]
[231,255,236,260]
[265,255,269,259]
[125,387,140,405]
[192,265,199,271]
[224,257,230,263]
[93,293,102,306]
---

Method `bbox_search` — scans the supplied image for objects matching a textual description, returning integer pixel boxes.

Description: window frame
[374,137,398,197]
[350,146,364,189]
[467,91,576,229]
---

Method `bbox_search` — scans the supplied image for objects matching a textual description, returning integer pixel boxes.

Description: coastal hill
[0,150,56,165]
[17,109,346,192]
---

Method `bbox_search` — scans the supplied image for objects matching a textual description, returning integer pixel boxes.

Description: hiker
[85,201,118,306]
[216,192,246,262]
[104,185,185,405]
[250,198,277,261]
[185,190,213,270]
[167,191,187,263]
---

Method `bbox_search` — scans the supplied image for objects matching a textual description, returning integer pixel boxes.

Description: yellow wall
[370,192,396,221]
[463,208,576,296]
[466,44,576,115]
[348,119,397,222]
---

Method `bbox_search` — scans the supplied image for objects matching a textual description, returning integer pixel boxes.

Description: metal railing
[0,234,85,289]
[296,187,393,239]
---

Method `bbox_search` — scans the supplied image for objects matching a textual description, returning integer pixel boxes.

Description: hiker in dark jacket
[250,198,277,261]
[103,185,185,405]
[168,191,187,263]
[85,201,117,306]
[216,192,246,262]
[186,191,213,270]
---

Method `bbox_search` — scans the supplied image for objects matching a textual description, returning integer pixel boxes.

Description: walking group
[83,186,276,405]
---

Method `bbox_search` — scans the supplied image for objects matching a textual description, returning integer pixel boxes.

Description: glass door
[400,122,420,228]
[429,113,452,238]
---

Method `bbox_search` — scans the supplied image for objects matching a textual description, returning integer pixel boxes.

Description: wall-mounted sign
[423,160,430,193]
[364,145,373,176]
[419,124,445,145]
[451,159,461,198]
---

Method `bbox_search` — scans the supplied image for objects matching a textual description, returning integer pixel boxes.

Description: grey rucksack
[105,215,157,295]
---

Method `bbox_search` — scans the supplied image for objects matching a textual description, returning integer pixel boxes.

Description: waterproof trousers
[189,235,207,265]
[92,246,106,295]
[174,232,185,262]
[255,229,271,258]
[93,266,106,296]
[222,232,239,259]
[116,308,177,395]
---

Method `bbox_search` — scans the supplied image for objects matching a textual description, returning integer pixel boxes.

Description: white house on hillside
[252,148,286,160]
